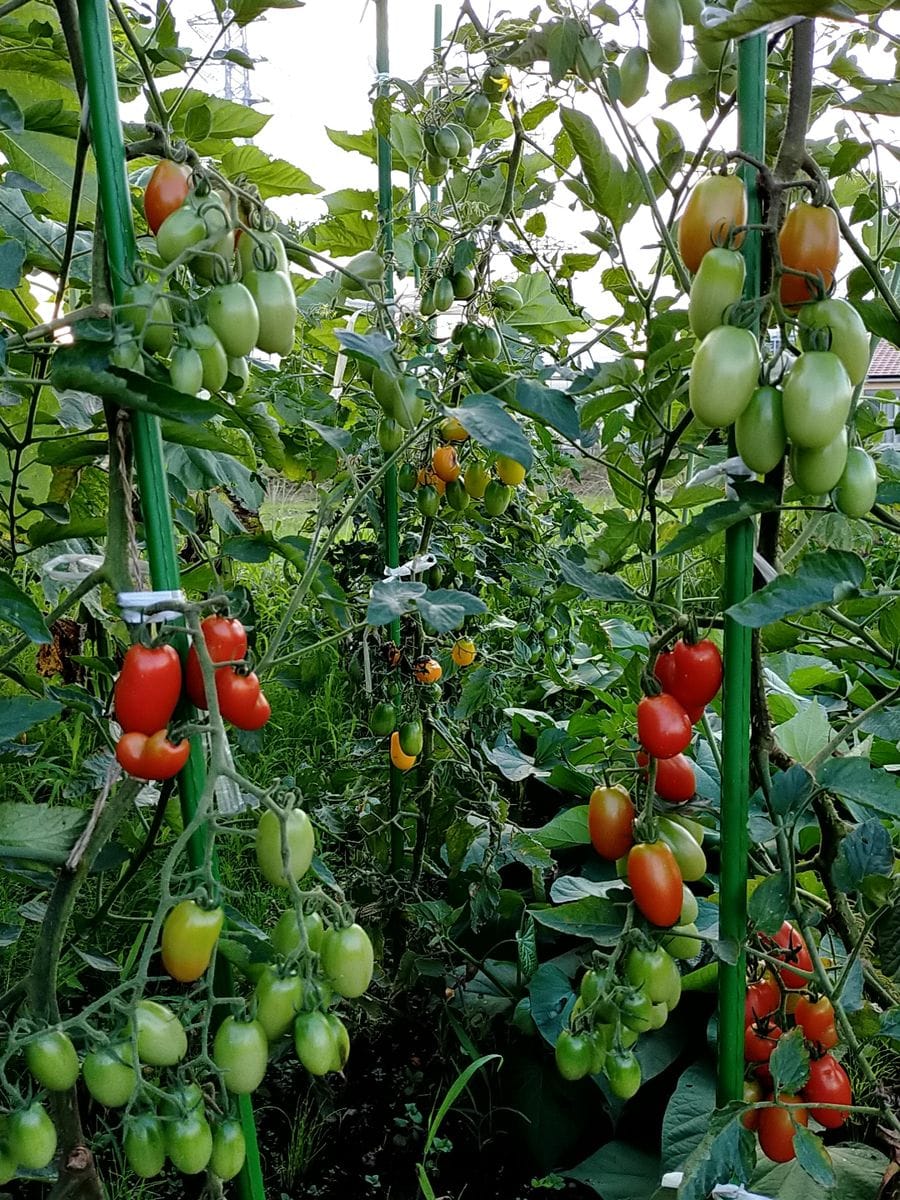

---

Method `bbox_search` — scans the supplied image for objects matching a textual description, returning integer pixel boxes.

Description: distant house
[866,340,899,446]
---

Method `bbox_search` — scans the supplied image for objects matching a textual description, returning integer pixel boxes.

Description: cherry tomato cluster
[681,175,878,519]
[113,617,270,783]
[742,921,853,1162]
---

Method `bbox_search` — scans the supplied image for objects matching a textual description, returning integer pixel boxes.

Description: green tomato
[206,282,260,358]
[255,807,315,887]
[618,46,649,107]
[433,126,460,159]
[7,1102,57,1170]
[393,376,425,430]
[620,988,654,1032]
[326,1013,351,1071]
[170,346,204,396]
[320,923,374,998]
[294,1011,338,1076]
[463,91,491,130]
[433,277,455,313]
[369,701,397,737]
[156,206,206,264]
[132,999,188,1067]
[398,719,424,757]
[554,1030,593,1081]
[272,906,326,957]
[645,0,683,74]
[483,480,512,516]
[0,1140,17,1186]
[419,284,437,316]
[648,1001,669,1030]
[413,239,431,270]
[493,284,523,311]
[121,283,173,356]
[225,355,249,395]
[694,25,734,71]
[447,122,475,157]
[244,269,296,356]
[254,968,305,1041]
[476,326,502,360]
[398,462,419,493]
[451,269,475,300]
[799,297,869,387]
[417,484,440,519]
[588,1030,607,1075]
[124,1114,167,1179]
[213,1017,268,1094]
[239,229,289,276]
[689,326,760,427]
[791,427,848,495]
[445,478,470,511]
[782,350,852,449]
[423,154,449,184]
[186,323,228,393]
[679,884,699,926]
[378,418,404,455]
[25,1029,80,1091]
[605,1047,642,1100]
[82,1043,137,1107]
[658,816,707,882]
[625,946,678,1005]
[210,1118,246,1182]
[464,462,490,499]
[166,1111,213,1175]
[688,247,745,341]
[158,1082,204,1118]
[579,969,602,1006]
[735,385,787,475]
[833,446,878,517]
[663,922,702,960]
[372,367,402,416]
[344,250,385,285]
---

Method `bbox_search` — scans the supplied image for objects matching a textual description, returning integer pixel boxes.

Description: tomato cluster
[186,615,271,730]
[681,175,878,519]
[742,921,853,1162]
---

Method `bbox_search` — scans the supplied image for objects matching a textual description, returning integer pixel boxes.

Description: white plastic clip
[383,554,437,580]
[117,590,186,625]
[43,553,107,583]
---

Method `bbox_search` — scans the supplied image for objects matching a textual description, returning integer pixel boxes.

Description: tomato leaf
[768,764,815,820]
[511,377,581,442]
[676,1111,755,1200]
[0,696,60,741]
[770,1028,810,1094]
[657,483,780,558]
[529,895,625,942]
[365,580,425,626]
[529,805,590,849]
[817,757,900,822]
[792,1125,835,1189]
[0,571,51,642]
[661,1056,717,1173]
[559,107,643,231]
[748,871,791,936]
[0,800,87,863]
[562,1139,661,1198]
[557,554,639,602]
[832,818,894,893]
[879,1007,900,1041]
[876,902,900,981]
[453,394,534,469]
[416,588,487,634]
[726,550,868,627]
[775,701,832,763]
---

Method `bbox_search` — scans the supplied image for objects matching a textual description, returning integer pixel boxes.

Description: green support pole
[430,5,443,209]
[77,4,265,1194]
[717,31,766,1107]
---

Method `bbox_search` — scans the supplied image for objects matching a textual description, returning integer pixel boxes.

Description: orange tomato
[678,175,747,273]
[778,203,839,309]
[412,656,442,684]
[417,466,446,495]
[431,445,461,483]
[390,731,416,771]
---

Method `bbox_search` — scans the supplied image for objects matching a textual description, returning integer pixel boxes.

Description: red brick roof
[868,339,900,382]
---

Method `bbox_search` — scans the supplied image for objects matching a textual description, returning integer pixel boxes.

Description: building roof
[868,339,900,382]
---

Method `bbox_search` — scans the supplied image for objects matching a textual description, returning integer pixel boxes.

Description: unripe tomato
[432,444,461,482]
[25,1029,80,1091]
[658,816,706,881]
[210,1119,246,1181]
[390,730,416,771]
[326,1013,351,1071]
[464,462,491,499]
[244,269,296,356]
[206,282,260,358]
[114,644,182,737]
[186,323,228,393]
[378,418,404,455]
[452,269,475,299]
[255,808,315,887]
[662,922,701,959]
[588,784,635,860]
[493,284,523,310]
[637,750,695,804]
[791,429,848,496]
[689,326,760,427]
[802,1054,851,1127]
[413,239,431,269]
[82,1043,137,1107]
[159,1082,204,1118]
[476,326,502,360]
[680,884,699,925]
[779,203,839,308]
[627,842,683,926]
[742,1079,764,1131]
[370,700,396,736]
[782,350,851,449]
[272,906,326,957]
[213,1017,268,1093]
[483,480,512,515]
[417,484,440,519]
[621,988,654,1032]
[321,923,374,998]
[688,247,745,340]
[833,446,878,518]
[637,693,692,759]
[156,205,206,264]
[398,462,418,493]
[239,228,289,275]
[735,386,787,475]
[170,346,204,396]
[254,967,305,1041]
[446,479,470,511]
[294,1011,338,1076]
[495,455,526,486]
[464,91,491,129]
[645,0,683,74]
[121,283,173,356]
[798,297,869,386]
[555,1030,593,1081]
[440,413,469,442]
[451,637,477,667]
[144,159,190,234]
[433,277,454,312]
[605,1047,642,1099]
[618,46,649,107]
[132,999,187,1066]
[124,1114,166,1178]
[166,1111,213,1174]
[161,899,224,983]
[678,175,747,273]
[7,1102,57,1170]
[433,125,460,158]
[757,1095,807,1162]
[482,63,511,101]
[625,945,680,1004]
[396,719,423,757]
[394,376,425,430]
[225,355,249,395]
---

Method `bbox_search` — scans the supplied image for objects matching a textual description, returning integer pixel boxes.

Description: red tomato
[186,616,248,708]
[653,639,722,710]
[757,1095,807,1162]
[802,1054,851,1127]
[144,160,191,234]
[766,921,813,989]
[627,841,683,927]
[779,203,839,309]
[588,785,635,860]
[637,751,695,803]
[745,974,780,1025]
[114,644,182,736]
[742,1079,764,1130]
[116,730,190,781]
[794,995,838,1050]
[637,694,692,759]
[217,670,271,731]
[744,1020,782,1063]
[678,175,747,273]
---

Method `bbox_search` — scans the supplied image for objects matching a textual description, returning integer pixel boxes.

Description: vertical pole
[76,4,265,1194]
[717,31,766,1107]
[430,5,443,211]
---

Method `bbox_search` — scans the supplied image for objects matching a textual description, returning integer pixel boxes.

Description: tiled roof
[868,338,900,381]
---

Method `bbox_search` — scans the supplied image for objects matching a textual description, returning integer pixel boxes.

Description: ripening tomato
[833,446,878,518]
[412,656,442,684]
[255,807,315,887]
[791,429,848,497]
[464,462,491,499]
[627,842,683,926]
[735,385,787,475]
[637,693,692,759]
[144,160,190,234]
[653,639,723,709]
[782,350,851,450]
[766,921,813,990]
[185,615,248,708]
[798,297,869,387]
[779,203,839,309]
[742,1079,764,1130]
[432,444,461,483]
[688,247,746,340]
[745,974,780,1025]
[25,1029,80,1091]
[390,730,416,771]
[116,730,190,781]
[440,414,470,442]
[802,1053,851,1127]
[794,996,838,1050]
[678,175,747,273]
[588,784,635,860]
[124,1114,167,1179]
[483,480,512,515]
[757,1095,807,1162]
[114,644,182,736]
[554,1030,594,1081]
[210,1119,246,1182]
[161,899,224,983]
[689,325,760,427]
[495,455,527,486]
[213,1017,268,1094]
[451,638,477,667]
[658,815,706,882]
[637,750,695,803]
[217,670,271,730]
[320,923,374,998]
